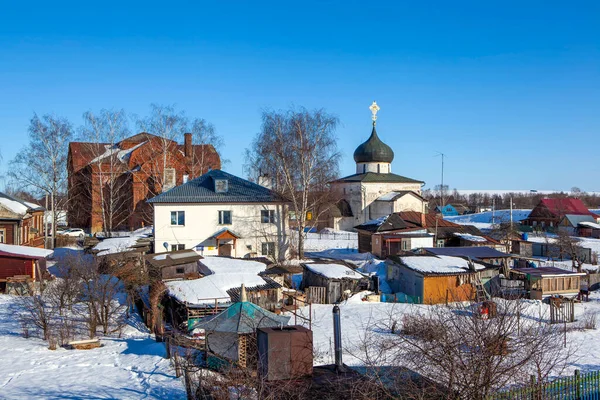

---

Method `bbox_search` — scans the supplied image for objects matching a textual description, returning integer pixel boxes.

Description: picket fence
[490,370,600,400]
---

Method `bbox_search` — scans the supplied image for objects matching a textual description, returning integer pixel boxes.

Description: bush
[580,312,597,330]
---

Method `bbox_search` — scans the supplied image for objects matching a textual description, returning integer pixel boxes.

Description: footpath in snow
[0,295,185,399]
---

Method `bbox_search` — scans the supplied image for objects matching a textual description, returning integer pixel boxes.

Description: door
[218,243,232,257]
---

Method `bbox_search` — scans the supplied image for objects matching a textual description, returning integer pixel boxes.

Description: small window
[171,244,185,251]
[218,210,232,225]
[261,242,275,256]
[436,239,445,248]
[215,179,228,193]
[171,211,185,226]
[402,240,410,251]
[176,267,185,274]
[289,211,297,221]
[261,210,275,223]
[0,229,5,244]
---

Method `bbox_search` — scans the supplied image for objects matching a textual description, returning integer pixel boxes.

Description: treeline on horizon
[424,188,600,210]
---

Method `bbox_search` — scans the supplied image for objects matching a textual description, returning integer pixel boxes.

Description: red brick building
[68,132,220,233]
[0,192,46,248]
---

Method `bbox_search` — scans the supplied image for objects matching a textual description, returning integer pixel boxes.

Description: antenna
[435,152,446,207]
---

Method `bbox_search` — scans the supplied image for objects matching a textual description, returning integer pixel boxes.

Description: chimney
[421,212,427,228]
[332,305,344,371]
[184,133,192,158]
[240,284,248,302]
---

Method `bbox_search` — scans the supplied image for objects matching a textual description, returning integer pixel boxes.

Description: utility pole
[510,196,514,230]
[435,152,446,207]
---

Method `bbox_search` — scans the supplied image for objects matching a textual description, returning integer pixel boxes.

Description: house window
[171,211,185,226]
[402,240,410,251]
[164,168,176,191]
[261,242,275,256]
[171,244,185,251]
[218,210,232,225]
[436,239,445,248]
[176,267,185,274]
[0,229,5,244]
[215,179,228,193]
[261,210,275,223]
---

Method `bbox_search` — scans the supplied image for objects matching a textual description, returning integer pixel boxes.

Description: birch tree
[79,109,131,236]
[245,107,340,259]
[189,117,224,177]
[9,114,73,248]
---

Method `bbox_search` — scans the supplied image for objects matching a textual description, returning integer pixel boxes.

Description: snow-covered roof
[579,221,600,230]
[398,255,485,275]
[167,257,268,305]
[304,263,365,280]
[92,226,153,256]
[453,232,488,242]
[0,243,53,258]
[89,141,147,165]
[0,192,42,216]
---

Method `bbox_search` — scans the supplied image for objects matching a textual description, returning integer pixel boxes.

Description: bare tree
[357,301,574,400]
[78,109,132,236]
[245,107,340,259]
[555,229,585,271]
[189,117,225,177]
[9,114,73,248]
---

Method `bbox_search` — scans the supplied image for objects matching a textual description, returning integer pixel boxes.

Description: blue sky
[0,1,598,191]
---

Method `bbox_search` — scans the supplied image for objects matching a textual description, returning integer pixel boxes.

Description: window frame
[215,179,229,193]
[261,210,275,224]
[218,210,232,225]
[261,242,275,257]
[171,244,185,251]
[170,211,185,226]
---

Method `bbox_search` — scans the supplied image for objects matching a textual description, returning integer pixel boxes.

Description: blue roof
[147,170,285,204]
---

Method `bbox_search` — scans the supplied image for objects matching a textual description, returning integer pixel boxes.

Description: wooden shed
[511,267,585,300]
[300,262,369,304]
[386,255,495,304]
[145,249,203,280]
[0,244,53,294]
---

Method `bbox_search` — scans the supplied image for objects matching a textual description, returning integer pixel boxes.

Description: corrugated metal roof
[147,169,285,204]
[226,277,282,302]
[423,246,511,259]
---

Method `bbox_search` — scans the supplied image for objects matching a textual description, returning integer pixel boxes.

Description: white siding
[153,202,288,259]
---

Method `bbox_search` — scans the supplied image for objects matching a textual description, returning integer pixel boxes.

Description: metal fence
[490,370,600,400]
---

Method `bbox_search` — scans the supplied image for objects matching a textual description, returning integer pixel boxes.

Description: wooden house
[0,192,46,248]
[0,244,53,294]
[386,255,497,304]
[511,267,585,300]
[577,221,600,238]
[301,262,369,304]
[434,204,459,217]
[522,198,599,230]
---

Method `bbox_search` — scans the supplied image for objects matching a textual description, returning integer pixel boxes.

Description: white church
[330,102,428,231]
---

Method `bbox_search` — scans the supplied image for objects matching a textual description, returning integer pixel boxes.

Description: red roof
[398,211,462,228]
[539,198,598,218]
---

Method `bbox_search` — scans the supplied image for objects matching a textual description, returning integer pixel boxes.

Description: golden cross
[369,101,380,125]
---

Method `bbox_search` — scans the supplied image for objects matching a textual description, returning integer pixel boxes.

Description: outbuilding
[0,243,53,294]
[301,262,369,304]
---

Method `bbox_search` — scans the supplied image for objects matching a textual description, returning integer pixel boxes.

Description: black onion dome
[353,127,394,163]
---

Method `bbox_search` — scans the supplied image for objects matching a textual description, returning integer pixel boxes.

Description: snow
[0,243,53,258]
[377,191,403,201]
[289,290,600,372]
[93,227,153,256]
[0,197,29,215]
[453,232,487,242]
[0,295,185,399]
[445,209,531,230]
[580,221,600,230]
[399,255,485,274]
[166,257,268,305]
[305,263,364,280]
[298,230,358,252]
[89,141,146,164]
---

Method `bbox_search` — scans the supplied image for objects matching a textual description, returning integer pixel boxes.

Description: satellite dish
[163,242,169,250]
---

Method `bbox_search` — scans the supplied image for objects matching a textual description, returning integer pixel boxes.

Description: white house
[329,102,428,231]
[148,170,288,260]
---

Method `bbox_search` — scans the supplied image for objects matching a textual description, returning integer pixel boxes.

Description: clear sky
[0,1,598,191]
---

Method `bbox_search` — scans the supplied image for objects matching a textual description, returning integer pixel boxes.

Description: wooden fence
[490,370,600,400]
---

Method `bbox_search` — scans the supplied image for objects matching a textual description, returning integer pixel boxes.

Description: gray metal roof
[423,246,511,259]
[147,169,285,204]
[332,172,424,184]
[562,214,596,227]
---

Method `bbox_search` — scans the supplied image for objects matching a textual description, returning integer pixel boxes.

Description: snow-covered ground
[93,226,153,256]
[290,292,600,373]
[0,295,185,399]
[445,209,531,230]
[298,230,358,252]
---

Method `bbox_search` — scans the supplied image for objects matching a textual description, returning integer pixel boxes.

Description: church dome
[353,127,394,164]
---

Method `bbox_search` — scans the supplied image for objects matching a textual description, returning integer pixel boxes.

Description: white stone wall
[355,162,391,174]
[410,236,434,250]
[153,202,288,259]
